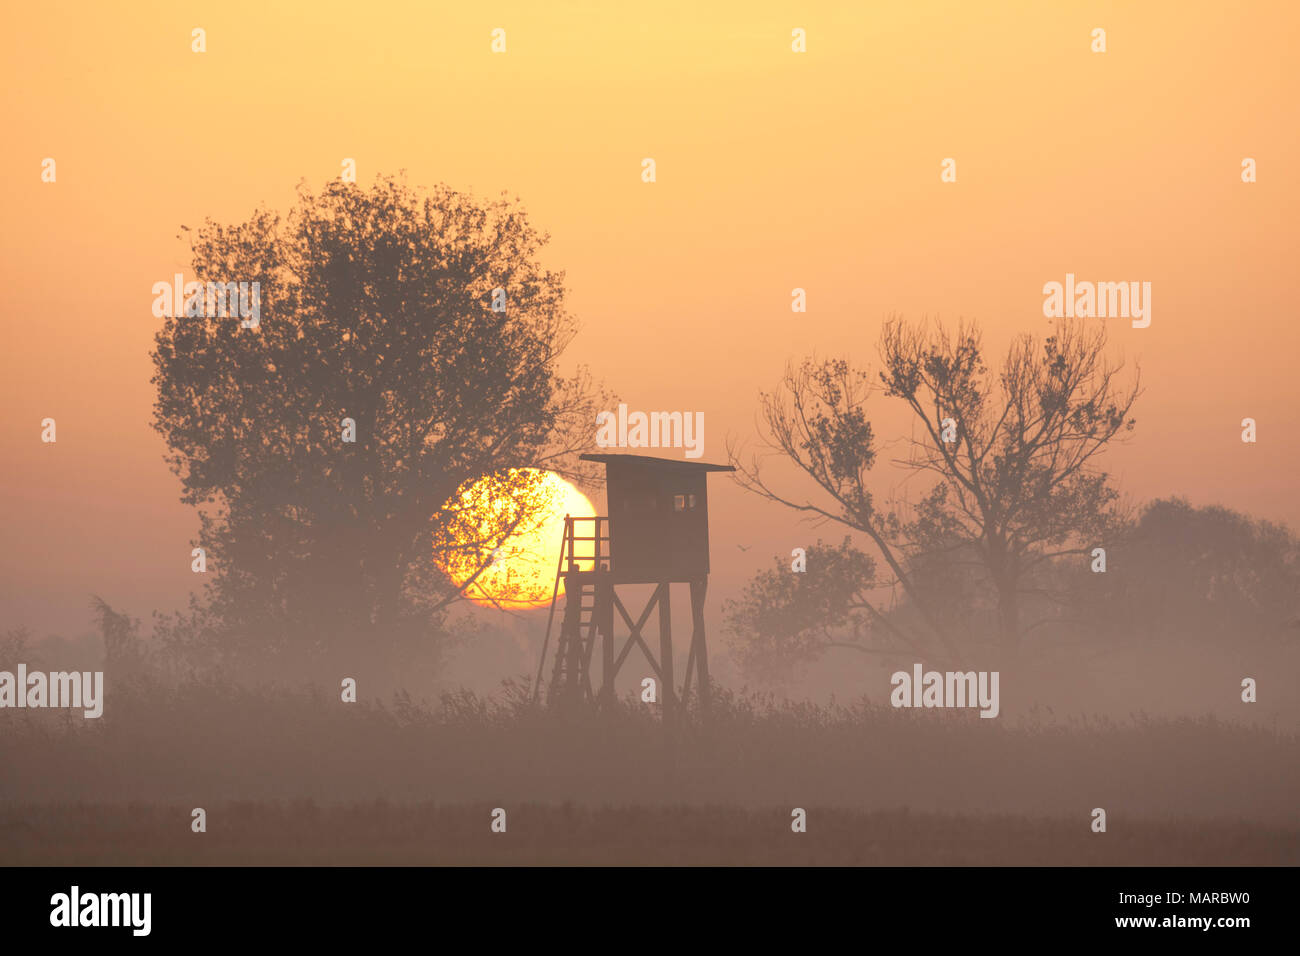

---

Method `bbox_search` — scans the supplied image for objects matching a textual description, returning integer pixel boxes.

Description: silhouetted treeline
[724,497,1300,684]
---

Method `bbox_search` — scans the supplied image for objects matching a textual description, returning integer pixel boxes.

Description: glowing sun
[436,468,597,610]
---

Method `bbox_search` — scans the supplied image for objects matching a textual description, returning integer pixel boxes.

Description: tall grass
[2,673,1296,825]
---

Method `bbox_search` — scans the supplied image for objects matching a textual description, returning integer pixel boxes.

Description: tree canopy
[727,317,1139,677]
[150,176,602,676]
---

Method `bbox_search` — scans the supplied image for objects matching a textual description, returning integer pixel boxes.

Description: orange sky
[2,0,1298,641]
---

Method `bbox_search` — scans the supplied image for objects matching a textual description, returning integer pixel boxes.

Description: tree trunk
[997,581,1019,653]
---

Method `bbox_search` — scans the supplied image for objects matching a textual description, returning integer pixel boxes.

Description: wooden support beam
[659,582,674,723]
[681,621,697,707]
[599,581,614,706]
[611,589,662,679]
[690,577,710,716]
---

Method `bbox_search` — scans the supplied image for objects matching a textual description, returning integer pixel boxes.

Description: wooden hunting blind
[592,453,732,582]
[533,453,735,718]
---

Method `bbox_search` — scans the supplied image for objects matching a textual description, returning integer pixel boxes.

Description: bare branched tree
[879,317,1139,651]
[727,356,966,666]
[726,316,1140,678]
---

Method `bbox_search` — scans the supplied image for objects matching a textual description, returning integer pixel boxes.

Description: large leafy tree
[150,176,602,675]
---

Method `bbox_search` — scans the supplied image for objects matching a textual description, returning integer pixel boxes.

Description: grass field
[3,802,1297,866]
[4,678,1297,865]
